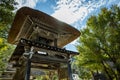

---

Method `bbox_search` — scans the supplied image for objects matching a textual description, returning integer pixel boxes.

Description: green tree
[76,5,120,80]
[0,0,17,71]
[0,0,17,38]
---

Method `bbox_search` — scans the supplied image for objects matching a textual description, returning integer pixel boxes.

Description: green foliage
[0,38,15,71]
[0,0,17,38]
[76,5,120,79]
[0,0,17,70]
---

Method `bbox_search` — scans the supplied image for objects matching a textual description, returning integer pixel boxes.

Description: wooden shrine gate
[6,7,80,80]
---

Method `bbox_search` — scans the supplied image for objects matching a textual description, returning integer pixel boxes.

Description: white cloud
[52,0,120,26]
[15,0,45,9]
[52,0,87,24]
[15,0,38,9]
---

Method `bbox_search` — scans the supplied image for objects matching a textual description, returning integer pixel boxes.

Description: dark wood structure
[6,7,80,80]
[8,7,80,47]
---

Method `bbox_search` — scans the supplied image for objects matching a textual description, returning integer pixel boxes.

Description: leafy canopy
[76,5,120,79]
[0,0,17,71]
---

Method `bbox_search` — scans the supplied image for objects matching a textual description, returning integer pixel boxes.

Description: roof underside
[8,7,80,47]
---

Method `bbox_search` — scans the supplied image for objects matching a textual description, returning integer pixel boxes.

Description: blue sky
[15,0,120,51]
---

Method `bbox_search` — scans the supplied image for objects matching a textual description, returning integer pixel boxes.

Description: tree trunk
[101,61,113,80]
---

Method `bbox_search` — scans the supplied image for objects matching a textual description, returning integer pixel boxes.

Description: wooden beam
[31,54,68,64]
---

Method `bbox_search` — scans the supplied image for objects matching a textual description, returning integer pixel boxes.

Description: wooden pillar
[13,60,27,80]
[67,61,73,80]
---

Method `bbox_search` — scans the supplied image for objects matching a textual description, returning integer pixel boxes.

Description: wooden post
[24,46,33,80]
[67,60,73,80]
[25,58,31,80]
